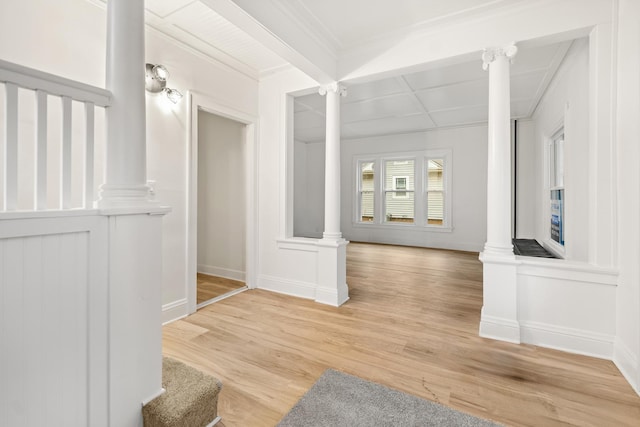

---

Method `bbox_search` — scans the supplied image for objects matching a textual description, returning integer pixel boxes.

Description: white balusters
[0,59,110,212]
[4,83,18,211]
[84,101,95,209]
[35,90,47,210]
[60,96,72,210]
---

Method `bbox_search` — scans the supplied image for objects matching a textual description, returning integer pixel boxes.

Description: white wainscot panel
[516,258,617,359]
[0,214,108,427]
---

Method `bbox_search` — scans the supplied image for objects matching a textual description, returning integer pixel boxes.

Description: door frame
[186,91,259,314]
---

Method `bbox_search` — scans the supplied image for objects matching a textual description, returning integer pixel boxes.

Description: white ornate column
[101,1,167,425]
[316,83,349,306]
[479,45,521,344]
[99,0,151,208]
[482,44,517,256]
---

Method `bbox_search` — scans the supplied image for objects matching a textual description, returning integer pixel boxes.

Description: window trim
[356,159,376,223]
[424,156,448,227]
[546,126,566,256]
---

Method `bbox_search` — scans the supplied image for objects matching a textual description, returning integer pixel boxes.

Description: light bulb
[164,88,183,104]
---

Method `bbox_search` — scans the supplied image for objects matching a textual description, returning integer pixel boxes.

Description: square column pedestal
[479,252,521,344]
[315,238,350,306]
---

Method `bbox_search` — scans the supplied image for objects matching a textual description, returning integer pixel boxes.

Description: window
[355,150,451,229]
[549,129,564,246]
[426,159,444,225]
[393,176,408,197]
[385,159,414,222]
[358,161,375,222]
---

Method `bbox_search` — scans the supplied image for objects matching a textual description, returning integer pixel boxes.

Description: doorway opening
[196,110,247,308]
[187,92,258,314]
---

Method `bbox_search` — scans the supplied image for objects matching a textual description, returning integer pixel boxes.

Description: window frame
[546,127,566,255]
[356,159,376,223]
[424,156,448,227]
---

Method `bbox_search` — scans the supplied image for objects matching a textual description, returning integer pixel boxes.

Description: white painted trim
[257,275,317,300]
[350,223,454,233]
[0,59,111,106]
[141,388,166,407]
[613,338,640,396]
[196,286,248,310]
[162,298,188,325]
[197,265,246,282]
[207,416,222,427]
[0,209,99,220]
[186,91,259,315]
[479,311,521,344]
[315,286,350,307]
[520,321,614,359]
[276,237,320,252]
[517,257,618,285]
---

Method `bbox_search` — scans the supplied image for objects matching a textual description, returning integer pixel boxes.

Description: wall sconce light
[145,63,183,104]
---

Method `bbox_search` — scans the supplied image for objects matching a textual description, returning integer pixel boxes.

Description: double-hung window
[355,150,451,230]
[385,159,414,223]
[549,129,564,247]
[426,158,445,225]
[357,161,375,222]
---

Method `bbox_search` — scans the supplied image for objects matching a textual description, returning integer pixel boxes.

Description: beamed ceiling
[91,0,578,140]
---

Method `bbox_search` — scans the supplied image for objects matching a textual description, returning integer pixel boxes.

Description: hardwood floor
[197,273,246,304]
[163,243,640,426]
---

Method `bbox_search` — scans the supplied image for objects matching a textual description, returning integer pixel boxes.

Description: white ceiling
[90,0,575,140]
[294,41,572,142]
[290,0,522,49]
[144,0,287,77]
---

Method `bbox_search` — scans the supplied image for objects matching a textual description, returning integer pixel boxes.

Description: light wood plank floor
[197,273,246,304]
[164,243,640,426]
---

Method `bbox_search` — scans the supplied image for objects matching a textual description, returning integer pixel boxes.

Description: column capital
[482,44,518,71]
[318,82,347,97]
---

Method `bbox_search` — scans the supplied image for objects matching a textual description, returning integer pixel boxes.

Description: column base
[315,238,349,307]
[322,231,343,240]
[482,242,515,258]
[479,250,521,344]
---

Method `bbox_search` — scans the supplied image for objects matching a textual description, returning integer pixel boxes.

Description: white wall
[341,126,488,252]
[529,39,590,261]
[614,0,640,395]
[257,68,323,297]
[0,0,259,319]
[293,140,325,238]
[197,111,246,281]
[515,119,536,239]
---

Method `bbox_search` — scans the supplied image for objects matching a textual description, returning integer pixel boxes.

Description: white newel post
[316,83,349,306]
[103,0,168,425]
[478,45,521,344]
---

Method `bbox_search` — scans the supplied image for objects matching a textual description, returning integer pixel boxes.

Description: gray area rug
[277,369,501,427]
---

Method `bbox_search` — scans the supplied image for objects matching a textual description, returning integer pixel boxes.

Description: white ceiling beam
[200,0,338,84]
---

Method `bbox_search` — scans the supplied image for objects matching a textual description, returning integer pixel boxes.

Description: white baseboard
[257,274,316,300]
[315,285,349,307]
[519,320,614,359]
[614,338,640,396]
[197,264,245,282]
[479,312,521,344]
[162,298,188,325]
